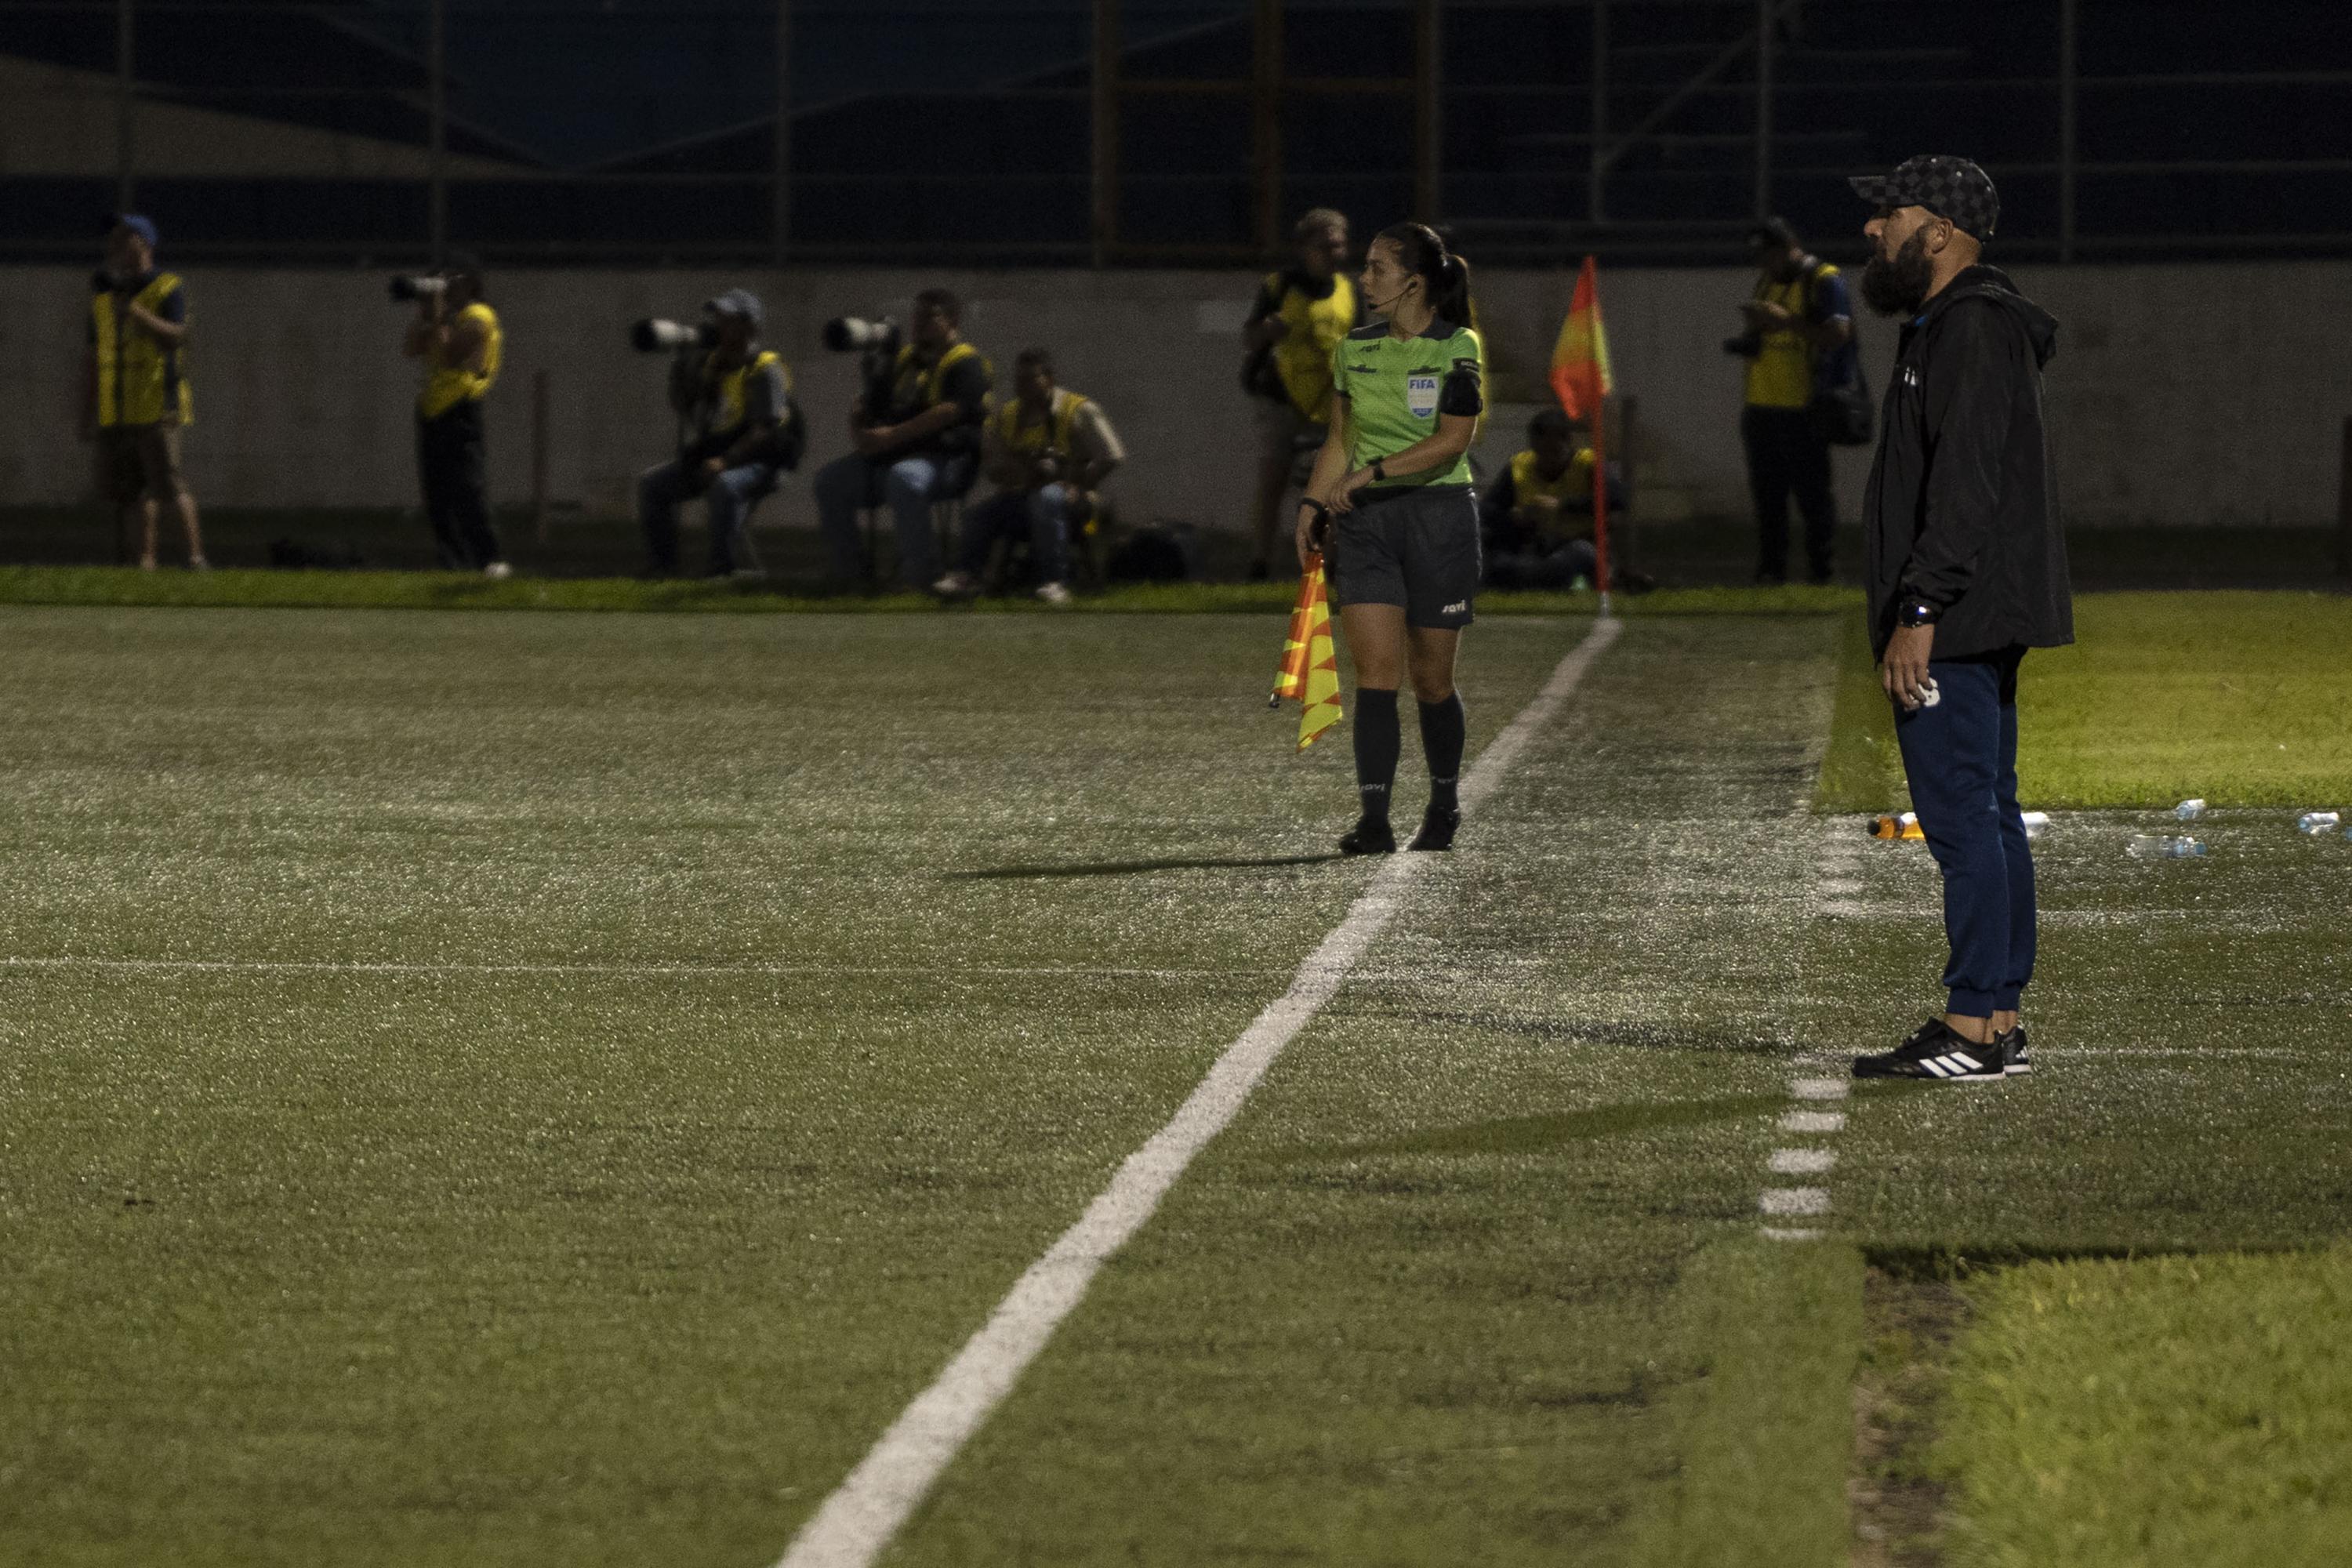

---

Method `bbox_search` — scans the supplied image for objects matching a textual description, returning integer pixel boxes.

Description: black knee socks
[1353,688,1400,822]
[1418,692,1465,813]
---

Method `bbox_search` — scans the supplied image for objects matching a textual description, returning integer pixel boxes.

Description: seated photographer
[932,347,1125,607]
[637,289,801,578]
[1480,407,1627,590]
[814,288,992,592]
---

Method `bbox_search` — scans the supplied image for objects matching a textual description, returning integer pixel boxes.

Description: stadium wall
[0,264,2341,532]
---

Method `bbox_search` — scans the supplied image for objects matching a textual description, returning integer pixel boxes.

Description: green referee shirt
[1331,318,1485,489]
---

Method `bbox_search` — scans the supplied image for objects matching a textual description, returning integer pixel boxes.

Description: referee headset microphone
[1364,221,1472,326]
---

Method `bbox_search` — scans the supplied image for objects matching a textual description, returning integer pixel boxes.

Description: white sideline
[772,616,1623,1568]
[0,957,1272,981]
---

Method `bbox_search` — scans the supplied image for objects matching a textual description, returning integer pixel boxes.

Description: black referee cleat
[1339,815,1396,856]
[1406,805,1461,851]
[2000,1023,2031,1076]
[1853,1018,2007,1082]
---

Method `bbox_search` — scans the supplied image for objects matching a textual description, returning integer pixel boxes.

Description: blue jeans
[1893,646,2034,1016]
[639,459,777,575]
[957,485,1076,584]
[814,451,975,590]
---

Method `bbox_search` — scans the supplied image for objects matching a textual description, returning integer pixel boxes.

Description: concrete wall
[4,262,2345,530]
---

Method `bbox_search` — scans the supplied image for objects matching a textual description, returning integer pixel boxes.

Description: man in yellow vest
[1481,408,1616,590]
[401,252,510,577]
[1727,216,1856,584]
[814,288,993,592]
[933,347,1126,606]
[637,289,802,579]
[1242,208,1356,579]
[80,216,206,569]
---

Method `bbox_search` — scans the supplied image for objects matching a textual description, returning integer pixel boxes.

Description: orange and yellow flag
[1270,554,1343,751]
[1548,254,1614,423]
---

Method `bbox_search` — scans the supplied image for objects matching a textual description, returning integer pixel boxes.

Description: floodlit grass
[1,597,2345,1563]
[1817,591,2352,811]
[1936,1250,2352,1567]
[0,563,1853,619]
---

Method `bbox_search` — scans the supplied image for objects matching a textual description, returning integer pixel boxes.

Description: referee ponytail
[1374,220,1474,327]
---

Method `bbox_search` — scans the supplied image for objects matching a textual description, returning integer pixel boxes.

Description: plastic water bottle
[2298,811,2340,835]
[1867,811,1923,840]
[2174,798,2207,821]
[2128,834,2207,859]
[2020,811,2050,840]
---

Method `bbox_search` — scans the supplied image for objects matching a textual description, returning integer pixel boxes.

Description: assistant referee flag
[1270,554,1343,751]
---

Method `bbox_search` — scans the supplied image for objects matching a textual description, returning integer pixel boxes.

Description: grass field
[2,590,2346,1565]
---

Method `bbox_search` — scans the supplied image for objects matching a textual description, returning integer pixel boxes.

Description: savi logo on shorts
[1441,600,1468,615]
[1406,373,1440,419]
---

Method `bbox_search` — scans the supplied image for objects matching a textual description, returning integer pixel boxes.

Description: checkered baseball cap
[1849,155,1999,240]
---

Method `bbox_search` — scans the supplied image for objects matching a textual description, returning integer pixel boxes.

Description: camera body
[633,316,720,354]
[1722,332,1763,360]
[389,274,448,303]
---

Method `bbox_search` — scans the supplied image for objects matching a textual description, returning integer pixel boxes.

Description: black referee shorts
[1328,483,1480,630]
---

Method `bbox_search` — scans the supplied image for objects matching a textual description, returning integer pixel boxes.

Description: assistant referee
[1296,222,1484,856]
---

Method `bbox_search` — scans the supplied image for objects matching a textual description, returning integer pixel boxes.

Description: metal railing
[1,0,2344,267]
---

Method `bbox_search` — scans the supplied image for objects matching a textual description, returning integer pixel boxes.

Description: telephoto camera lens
[823,316,898,354]
[389,274,448,303]
[631,318,713,353]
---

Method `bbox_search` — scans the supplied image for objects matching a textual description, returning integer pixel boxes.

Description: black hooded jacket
[1862,263,2074,661]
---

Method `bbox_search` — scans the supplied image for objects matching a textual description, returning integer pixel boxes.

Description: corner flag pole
[1548,253,1617,618]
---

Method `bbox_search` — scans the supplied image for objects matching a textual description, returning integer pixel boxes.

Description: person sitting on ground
[934,347,1125,606]
[814,289,993,592]
[1479,408,1627,590]
[637,289,802,579]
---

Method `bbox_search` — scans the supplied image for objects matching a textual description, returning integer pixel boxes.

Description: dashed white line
[771,617,1624,1568]
[1769,1148,1837,1175]
[1790,1077,1849,1102]
[1778,1110,1846,1134]
[1759,1187,1831,1217]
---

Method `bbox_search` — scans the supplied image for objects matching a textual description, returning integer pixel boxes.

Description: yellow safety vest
[993,387,1090,459]
[1265,272,1356,424]
[1508,448,1598,543]
[1743,266,1836,411]
[713,348,791,434]
[91,272,191,428]
[887,340,989,414]
[419,301,503,419]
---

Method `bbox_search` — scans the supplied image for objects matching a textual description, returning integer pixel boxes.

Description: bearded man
[1846,156,2075,1084]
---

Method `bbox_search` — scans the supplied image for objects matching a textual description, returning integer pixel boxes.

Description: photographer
[401,252,509,577]
[635,289,801,579]
[1479,407,1625,591]
[932,347,1125,606]
[1726,216,1857,584]
[82,215,207,569]
[813,288,992,592]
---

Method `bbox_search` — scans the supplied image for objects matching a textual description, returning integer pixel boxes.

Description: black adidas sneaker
[1339,815,1396,856]
[1852,1018,2007,1082]
[2000,1023,2031,1076]
[1406,805,1461,851]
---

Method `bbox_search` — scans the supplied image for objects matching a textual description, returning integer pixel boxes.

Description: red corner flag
[1548,255,1617,601]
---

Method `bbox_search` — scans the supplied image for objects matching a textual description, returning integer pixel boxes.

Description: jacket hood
[1926,263,2059,368]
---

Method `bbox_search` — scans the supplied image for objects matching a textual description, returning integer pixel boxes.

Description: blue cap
[111,213,158,248]
[707,288,764,330]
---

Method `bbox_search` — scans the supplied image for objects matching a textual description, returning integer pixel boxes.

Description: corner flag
[1548,255,1617,603]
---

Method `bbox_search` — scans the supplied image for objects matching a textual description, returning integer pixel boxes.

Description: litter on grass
[2129,834,2208,859]
[2296,811,2340,835]
[2175,797,2207,820]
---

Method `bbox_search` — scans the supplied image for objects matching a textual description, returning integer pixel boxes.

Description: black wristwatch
[1370,459,1388,482]
[1896,597,1941,629]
